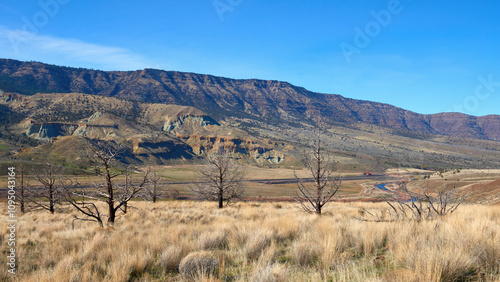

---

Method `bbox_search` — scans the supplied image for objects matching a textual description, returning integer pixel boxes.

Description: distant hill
[0,58,498,141]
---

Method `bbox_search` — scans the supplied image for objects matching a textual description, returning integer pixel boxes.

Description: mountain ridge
[0,58,499,141]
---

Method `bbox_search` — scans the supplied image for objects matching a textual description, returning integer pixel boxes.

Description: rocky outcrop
[0,92,27,103]
[162,115,219,132]
[176,134,285,164]
[252,148,285,165]
[23,119,118,141]
[27,123,76,140]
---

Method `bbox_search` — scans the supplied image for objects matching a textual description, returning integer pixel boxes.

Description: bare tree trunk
[218,192,224,209]
[316,203,321,215]
[152,181,157,203]
[105,165,115,224]
[218,172,224,209]
[122,168,130,214]
[49,185,55,214]
[108,206,116,225]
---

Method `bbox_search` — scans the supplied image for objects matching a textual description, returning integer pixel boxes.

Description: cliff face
[0,59,498,141]
[23,119,119,141]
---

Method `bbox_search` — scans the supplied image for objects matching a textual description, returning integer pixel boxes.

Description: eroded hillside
[0,92,288,166]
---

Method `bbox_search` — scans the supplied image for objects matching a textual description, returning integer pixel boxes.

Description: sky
[0,0,499,116]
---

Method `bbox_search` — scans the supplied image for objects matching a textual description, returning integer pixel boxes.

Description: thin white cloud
[0,26,152,71]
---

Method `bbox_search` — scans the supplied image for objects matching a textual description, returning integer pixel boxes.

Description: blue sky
[0,0,499,116]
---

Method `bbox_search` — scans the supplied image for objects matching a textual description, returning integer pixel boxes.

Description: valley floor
[1,201,499,281]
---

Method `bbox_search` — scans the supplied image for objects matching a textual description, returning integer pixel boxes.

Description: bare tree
[121,166,133,213]
[359,181,469,222]
[293,129,341,215]
[141,167,179,201]
[65,141,148,226]
[191,148,245,208]
[142,167,162,203]
[382,181,430,221]
[30,159,64,214]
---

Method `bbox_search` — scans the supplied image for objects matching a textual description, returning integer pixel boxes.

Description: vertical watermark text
[6,167,17,275]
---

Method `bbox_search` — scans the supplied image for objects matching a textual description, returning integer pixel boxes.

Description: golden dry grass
[0,201,499,281]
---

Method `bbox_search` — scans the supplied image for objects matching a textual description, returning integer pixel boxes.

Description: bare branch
[362,180,469,222]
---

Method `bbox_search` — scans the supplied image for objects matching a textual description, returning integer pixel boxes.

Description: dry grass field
[1,200,499,281]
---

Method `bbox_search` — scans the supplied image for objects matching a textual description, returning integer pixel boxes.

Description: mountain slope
[0,59,498,141]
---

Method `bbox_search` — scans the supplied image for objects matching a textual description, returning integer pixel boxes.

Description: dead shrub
[179,251,219,279]
[158,245,186,273]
